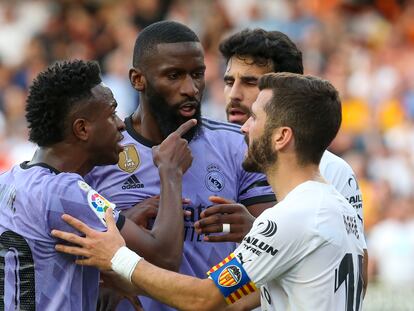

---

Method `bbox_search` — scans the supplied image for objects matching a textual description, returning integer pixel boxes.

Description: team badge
[218,265,242,287]
[87,190,116,226]
[205,164,225,192]
[118,145,140,173]
[88,191,114,212]
[77,180,91,192]
[207,253,257,304]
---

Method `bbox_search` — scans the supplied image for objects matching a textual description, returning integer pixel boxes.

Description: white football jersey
[209,181,365,311]
[320,150,367,248]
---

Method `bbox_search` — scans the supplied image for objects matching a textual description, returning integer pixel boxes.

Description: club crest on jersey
[205,164,225,192]
[87,190,115,213]
[218,265,242,287]
[118,145,140,173]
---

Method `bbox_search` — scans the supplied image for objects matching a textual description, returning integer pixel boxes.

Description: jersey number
[334,253,363,311]
[0,230,36,310]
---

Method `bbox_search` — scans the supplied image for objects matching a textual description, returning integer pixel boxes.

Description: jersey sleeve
[320,158,367,248]
[207,205,322,304]
[45,174,119,236]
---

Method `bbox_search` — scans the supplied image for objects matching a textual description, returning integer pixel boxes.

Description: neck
[265,157,325,202]
[131,103,165,144]
[29,144,92,176]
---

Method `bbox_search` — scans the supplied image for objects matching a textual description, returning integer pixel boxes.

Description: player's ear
[72,118,90,142]
[273,127,293,151]
[129,67,145,92]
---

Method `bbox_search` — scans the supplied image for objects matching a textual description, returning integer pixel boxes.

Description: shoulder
[201,117,243,136]
[41,172,88,199]
[278,182,341,221]
[199,118,246,152]
[320,150,356,185]
[320,150,353,174]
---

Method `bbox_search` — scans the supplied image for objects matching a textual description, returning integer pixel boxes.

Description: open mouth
[179,102,197,117]
[228,107,250,125]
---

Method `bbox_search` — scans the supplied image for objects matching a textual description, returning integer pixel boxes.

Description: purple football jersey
[0,162,118,311]
[86,117,275,311]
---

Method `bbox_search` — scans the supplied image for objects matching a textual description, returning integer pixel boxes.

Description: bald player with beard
[85,22,276,311]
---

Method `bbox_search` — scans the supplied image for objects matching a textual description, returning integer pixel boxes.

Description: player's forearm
[148,167,185,270]
[132,260,225,311]
[224,291,260,311]
[363,248,368,297]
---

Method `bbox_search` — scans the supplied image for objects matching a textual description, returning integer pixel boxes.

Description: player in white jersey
[193,30,367,310]
[52,72,365,311]
[235,182,364,310]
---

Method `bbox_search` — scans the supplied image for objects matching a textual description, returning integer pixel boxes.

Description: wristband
[111,246,142,282]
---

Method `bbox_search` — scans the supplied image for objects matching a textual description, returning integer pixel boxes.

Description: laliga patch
[87,190,116,226]
[118,145,140,173]
[205,163,225,192]
[207,253,257,304]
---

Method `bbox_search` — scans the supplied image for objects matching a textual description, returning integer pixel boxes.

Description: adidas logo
[122,175,144,190]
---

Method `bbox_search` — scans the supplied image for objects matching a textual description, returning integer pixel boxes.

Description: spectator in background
[368,196,414,286]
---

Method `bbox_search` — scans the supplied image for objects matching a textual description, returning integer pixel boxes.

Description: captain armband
[206,253,257,304]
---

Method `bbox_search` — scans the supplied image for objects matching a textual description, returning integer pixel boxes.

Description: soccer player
[84,21,276,311]
[53,72,365,311]
[194,30,368,308]
[0,60,194,310]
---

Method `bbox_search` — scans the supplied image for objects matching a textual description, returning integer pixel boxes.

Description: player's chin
[107,145,124,164]
[242,157,263,173]
[116,143,125,154]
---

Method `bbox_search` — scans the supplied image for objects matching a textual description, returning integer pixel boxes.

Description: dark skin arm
[121,196,160,229]
[363,249,368,297]
[117,119,196,271]
[122,195,191,230]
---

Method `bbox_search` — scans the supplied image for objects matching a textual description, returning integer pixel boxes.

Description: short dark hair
[219,28,303,74]
[132,20,200,68]
[26,60,102,146]
[259,72,341,165]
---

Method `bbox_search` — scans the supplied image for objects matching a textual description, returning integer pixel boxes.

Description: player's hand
[96,286,124,311]
[194,196,255,243]
[122,195,191,229]
[152,119,196,174]
[52,208,125,271]
[122,195,160,229]
[98,272,144,311]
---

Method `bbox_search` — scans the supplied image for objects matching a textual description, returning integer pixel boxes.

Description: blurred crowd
[0,0,413,304]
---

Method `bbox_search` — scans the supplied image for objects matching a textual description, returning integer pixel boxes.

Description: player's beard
[146,81,202,141]
[242,127,277,173]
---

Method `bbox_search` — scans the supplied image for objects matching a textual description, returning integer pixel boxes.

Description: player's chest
[117,144,239,203]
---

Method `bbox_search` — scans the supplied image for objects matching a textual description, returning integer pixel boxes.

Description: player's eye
[244,79,258,86]
[224,79,234,87]
[191,71,205,79]
[167,72,180,80]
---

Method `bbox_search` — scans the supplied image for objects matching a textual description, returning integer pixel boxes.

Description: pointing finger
[208,195,235,205]
[173,119,197,137]
[105,208,117,232]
